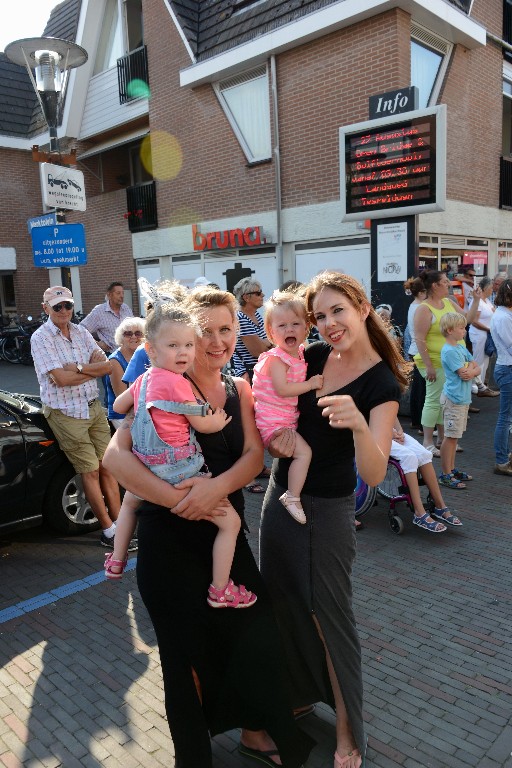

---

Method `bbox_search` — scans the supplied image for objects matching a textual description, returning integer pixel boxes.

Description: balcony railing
[117,45,149,105]
[125,181,158,232]
[500,156,512,209]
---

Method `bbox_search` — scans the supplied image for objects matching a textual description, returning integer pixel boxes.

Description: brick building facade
[1,0,511,320]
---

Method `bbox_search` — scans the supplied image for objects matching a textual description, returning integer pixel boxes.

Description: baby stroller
[355,458,434,535]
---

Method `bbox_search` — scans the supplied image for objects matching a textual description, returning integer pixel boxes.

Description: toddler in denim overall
[105,297,256,609]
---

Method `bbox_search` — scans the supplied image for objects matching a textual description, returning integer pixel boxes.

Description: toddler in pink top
[252,290,323,523]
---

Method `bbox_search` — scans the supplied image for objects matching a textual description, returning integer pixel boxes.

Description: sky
[0,1,60,53]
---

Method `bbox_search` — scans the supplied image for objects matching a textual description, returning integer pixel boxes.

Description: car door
[0,403,26,530]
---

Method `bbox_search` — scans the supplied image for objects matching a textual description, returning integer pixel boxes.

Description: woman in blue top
[106,316,145,427]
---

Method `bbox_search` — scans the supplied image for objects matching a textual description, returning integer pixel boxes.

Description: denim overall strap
[146,399,210,417]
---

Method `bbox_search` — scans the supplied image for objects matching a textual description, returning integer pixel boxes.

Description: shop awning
[77,128,149,160]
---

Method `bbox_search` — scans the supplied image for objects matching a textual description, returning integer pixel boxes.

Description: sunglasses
[51,301,74,312]
[123,330,144,338]
[246,290,263,297]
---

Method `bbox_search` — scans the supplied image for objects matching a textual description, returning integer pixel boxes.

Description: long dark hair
[305,271,409,391]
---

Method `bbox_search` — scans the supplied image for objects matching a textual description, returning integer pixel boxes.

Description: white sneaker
[279,491,307,524]
[471,384,478,395]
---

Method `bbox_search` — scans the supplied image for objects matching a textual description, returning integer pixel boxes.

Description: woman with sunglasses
[106,316,145,429]
[232,278,272,384]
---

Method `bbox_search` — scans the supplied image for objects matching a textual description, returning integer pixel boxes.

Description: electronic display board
[340,105,446,221]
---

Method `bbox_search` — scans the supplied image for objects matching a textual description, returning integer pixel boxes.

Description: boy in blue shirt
[439,313,480,490]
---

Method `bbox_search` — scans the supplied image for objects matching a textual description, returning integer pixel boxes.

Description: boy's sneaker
[100,533,138,551]
[494,462,512,476]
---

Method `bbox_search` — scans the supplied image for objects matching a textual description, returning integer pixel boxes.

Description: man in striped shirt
[80,281,133,355]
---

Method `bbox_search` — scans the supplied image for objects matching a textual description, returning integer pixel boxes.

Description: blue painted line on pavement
[0,557,137,625]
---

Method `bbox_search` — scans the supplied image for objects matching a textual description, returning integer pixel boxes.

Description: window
[503,78,512,156]
[411,24,452,108]
[214,66,272,163]
[93,0,143,75]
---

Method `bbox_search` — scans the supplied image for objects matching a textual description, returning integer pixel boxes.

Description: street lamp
[4,36,87,161]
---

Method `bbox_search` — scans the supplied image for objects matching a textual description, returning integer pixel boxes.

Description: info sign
[31,224,88,268]
[340,105,446,221]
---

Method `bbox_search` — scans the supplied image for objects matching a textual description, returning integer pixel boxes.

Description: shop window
[214,66,272,163]
[411,25,452,108]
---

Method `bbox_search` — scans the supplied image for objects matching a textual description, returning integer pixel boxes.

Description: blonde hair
[305,270,409,391]
[439,312,466,337]
[188,285,239,328]
[263,290,309,341]
[143,281,201,345]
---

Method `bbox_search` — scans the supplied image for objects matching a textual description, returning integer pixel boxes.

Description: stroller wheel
[389,515,404,535]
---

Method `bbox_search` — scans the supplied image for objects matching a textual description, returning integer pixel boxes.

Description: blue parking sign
[31,224,88,268]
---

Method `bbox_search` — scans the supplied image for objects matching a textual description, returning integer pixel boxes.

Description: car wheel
[43,465,100,534]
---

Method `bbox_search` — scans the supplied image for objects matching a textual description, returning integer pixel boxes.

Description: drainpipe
[270,55,283,285]
[487,30,512,54]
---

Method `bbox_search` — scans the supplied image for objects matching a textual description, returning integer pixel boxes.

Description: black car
[0,389,99,535]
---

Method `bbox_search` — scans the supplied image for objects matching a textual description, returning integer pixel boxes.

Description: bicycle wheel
[2,336,20,363]
[19,338,33,365]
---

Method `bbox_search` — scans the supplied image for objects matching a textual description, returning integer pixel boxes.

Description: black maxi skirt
[260,477,366,761]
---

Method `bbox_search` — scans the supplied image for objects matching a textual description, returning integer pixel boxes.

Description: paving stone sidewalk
[1,362,511,767]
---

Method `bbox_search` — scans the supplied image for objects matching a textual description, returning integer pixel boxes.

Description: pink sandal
[207,579,257,608]
[334,748,362,768]
[104,552,128,580]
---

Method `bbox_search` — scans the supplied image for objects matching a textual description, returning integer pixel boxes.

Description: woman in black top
[260,272,406,768]
[104,286,313,768]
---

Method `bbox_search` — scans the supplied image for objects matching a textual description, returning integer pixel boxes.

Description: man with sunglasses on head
[31,286,134,550]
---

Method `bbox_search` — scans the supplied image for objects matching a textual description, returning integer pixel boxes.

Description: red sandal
[207,579,257,608]
[104,552,128,580]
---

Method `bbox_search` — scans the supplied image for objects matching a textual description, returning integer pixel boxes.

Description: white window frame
[213,65,272,163]
[411,23,453,108]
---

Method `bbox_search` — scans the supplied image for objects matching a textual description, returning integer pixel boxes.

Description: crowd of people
[28,266,512,768]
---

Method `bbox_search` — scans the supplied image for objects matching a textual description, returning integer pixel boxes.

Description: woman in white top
[468,276,497,392]
[404,277,427,430]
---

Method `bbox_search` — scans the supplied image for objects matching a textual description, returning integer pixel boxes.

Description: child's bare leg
[287,433,312,498]
[403,471,436,522]
[211,503,241,590]
[440,436,457,476]
[417,462,447,510]
[109,492,140,573]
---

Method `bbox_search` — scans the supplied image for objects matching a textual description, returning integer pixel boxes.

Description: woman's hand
[425,364,437,382]
[268,428,296,458]
[392,427,405,444]
[171,475,229,521]
[318,394,367,433]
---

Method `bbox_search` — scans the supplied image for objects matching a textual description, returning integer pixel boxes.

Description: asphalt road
[1,360,511,768]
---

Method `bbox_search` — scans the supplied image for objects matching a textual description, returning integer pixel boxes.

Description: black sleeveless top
[274,342,401,498]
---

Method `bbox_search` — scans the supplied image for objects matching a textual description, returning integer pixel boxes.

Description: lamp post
[4,36,88,163]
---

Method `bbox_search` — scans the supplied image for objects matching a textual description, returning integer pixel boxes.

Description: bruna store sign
[340,105,447,221]
[192,224,266,251]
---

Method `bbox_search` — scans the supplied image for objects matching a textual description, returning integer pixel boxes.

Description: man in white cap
[31,286,134,549]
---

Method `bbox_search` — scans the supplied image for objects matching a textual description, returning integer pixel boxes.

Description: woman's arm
[240,334,272,358]
[318,395,398,486]
[109,359,128,397]
[413,304,434,369]
[172,378,264,517]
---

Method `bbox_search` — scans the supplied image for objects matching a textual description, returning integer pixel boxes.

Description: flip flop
[293,703,316,720]
[238,743,281,767]
[245,483,265,494]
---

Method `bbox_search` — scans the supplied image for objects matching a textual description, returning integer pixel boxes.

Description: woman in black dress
[260,272,407,768]
[103,286,313,768]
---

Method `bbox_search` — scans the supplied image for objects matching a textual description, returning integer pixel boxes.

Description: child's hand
[309,374,324,391]
[209,407,232,428]
[392,427,405,444]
